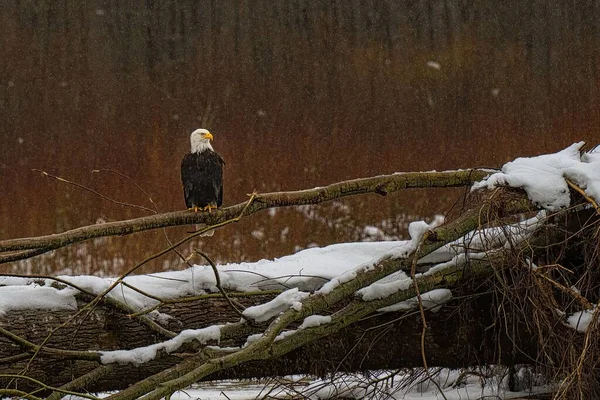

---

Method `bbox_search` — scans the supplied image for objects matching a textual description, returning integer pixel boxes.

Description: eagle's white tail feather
[196,224,215,237]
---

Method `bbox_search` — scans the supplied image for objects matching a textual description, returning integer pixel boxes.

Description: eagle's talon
[202,204,218,213]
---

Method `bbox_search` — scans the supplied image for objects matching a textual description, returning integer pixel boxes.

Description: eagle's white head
[190,128,214,153]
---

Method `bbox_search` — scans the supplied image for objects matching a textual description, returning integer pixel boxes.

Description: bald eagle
[181,129,224,234]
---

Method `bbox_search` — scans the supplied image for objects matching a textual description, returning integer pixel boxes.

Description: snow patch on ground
[299,369,549,400]
[61,368,550,400]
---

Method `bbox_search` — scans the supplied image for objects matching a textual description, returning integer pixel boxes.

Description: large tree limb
[0,169,490,261]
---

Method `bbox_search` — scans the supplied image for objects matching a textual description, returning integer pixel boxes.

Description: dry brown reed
[469,190,600,399]
[1,1,599,274]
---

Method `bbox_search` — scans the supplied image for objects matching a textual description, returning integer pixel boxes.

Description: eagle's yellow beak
[203,132,213,141]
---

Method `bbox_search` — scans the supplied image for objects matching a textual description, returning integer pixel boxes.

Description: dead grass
[474,189,600,399]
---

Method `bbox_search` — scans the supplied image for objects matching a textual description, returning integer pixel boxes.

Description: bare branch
[0,374,100,400]
[0,170,490,261]
[0,326,101,362]
[32,169,156,214]
[46,365,116,400]
[195,250,248,320]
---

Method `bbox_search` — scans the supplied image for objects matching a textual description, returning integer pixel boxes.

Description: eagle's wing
[181,155,196,208]
[213,154,225,207]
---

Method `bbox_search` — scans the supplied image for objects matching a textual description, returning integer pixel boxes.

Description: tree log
[0,285,538,394]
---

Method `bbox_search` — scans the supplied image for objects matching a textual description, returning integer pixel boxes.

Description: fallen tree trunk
[0,286,537,393]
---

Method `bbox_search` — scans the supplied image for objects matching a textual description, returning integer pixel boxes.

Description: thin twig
[0,389,43,400]
[0,326,101,362]
[92,169,159,211]
[93,168,194,268]
[120,280,167,302]
[0,352,31,364]
[567,179,599,213]
[0,374,100,400]
[534,270,594,309]
[410,230,449,400]
[46,365,115,400]
[195,250,246,317]
[32,169,155,213]
[0,248,49,263]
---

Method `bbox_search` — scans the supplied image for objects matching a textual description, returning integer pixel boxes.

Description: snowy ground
[62,368,550,400]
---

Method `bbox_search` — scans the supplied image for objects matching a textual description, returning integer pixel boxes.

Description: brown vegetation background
[0,1,599,275]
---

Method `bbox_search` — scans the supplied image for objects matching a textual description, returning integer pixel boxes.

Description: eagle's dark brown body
[181,149,224,210]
